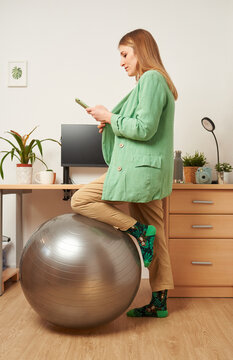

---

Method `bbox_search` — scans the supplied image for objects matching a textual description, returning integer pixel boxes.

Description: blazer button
[117,166,122,171]
[119,143,124,148]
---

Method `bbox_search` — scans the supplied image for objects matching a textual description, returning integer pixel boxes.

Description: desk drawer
[169,239,233,286]
[170,190,233,214]
[169,215,233,238]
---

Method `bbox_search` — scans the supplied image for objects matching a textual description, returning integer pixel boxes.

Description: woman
[71,28,178,318]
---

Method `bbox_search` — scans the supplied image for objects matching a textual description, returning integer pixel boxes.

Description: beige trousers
[71,173,174,292]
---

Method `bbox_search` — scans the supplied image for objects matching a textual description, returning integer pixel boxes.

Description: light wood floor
[0,280,232,360]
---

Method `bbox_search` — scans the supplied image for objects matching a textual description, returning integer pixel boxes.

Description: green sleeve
[101,89,133,165]
[110,72,166,141]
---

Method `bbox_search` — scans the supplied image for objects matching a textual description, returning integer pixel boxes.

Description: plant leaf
[11,148,15,161]
[35,140,43,156]
[24,140,35,158]
[34,138,61,146]
[27,126,38,138]
[10,130,21,138]
[22,134,30,147]
[7,131,24,152]
[0,151,11,179]
[0,136,19,152]
[29,152,36,164]
[34,156,48,169]
[12,67,22,79]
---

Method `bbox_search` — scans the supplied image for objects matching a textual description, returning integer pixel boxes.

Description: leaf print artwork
[12,66,23,79]
[8,61,27,87]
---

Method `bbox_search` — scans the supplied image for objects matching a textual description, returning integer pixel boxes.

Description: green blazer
[101,70,175,202]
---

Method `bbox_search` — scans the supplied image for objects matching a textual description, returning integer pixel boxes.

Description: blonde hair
[118,29,178,100]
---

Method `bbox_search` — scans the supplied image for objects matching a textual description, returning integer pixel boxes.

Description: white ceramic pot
[35,170,55,184]
[224,172,231,184]
[16,164,32,184]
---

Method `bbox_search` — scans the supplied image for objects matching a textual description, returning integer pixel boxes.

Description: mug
[35,171,55,184]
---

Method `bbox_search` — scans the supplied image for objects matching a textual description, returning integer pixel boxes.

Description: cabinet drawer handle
[192,200,214,204]
[191,261,212,265]
[192,225,213,228]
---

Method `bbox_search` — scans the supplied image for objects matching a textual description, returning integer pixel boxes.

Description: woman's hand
[86,105,112,124]
[97,122,106,134]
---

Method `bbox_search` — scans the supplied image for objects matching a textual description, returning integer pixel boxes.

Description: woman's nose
[120,58,125,67]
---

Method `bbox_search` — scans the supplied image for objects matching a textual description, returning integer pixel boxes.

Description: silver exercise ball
[20,214,141,329]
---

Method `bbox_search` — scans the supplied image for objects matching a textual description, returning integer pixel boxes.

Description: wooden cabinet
[165,184,233,297]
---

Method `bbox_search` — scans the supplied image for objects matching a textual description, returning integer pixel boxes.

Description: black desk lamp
[201,117,220,184]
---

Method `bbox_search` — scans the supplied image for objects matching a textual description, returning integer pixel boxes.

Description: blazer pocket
[125,164,151,202]
[129,155,162,200]
[134,155,162,169]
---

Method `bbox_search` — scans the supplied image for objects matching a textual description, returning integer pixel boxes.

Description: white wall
[1,0,233,277]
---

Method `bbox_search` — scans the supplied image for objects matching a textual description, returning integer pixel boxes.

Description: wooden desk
[1,183,233,296]
[0,184,83,295]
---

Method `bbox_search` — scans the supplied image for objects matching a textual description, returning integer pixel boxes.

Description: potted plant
[0,126,61,184]
[182,151,207,183]
[215,162,232,184]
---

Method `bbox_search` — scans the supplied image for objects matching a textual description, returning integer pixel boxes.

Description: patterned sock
[125,221,156,268]
[127,290,168,318]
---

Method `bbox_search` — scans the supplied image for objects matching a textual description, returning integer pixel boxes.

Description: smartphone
[75,98,89,109]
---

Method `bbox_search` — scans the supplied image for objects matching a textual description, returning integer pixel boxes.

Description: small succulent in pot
[182,151,207,167]
[182,151,207,183]
[215,162,232,173]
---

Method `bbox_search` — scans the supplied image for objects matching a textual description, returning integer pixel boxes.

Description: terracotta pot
[16,164,32,184]
[183,166,199,183]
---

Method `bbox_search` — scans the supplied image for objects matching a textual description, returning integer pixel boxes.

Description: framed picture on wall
[8,61,27,87]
